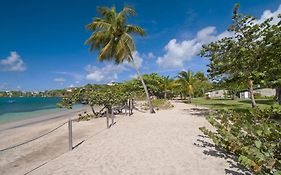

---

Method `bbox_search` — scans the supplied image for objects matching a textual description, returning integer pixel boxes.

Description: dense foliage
[200,108,281,174]
[200,4,281,107]
[123,72,212,100]
[0,89,72,97]
[58,84,130,115]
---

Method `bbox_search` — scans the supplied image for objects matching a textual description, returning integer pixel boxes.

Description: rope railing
[0,121,68,152]
[1,100,135,174]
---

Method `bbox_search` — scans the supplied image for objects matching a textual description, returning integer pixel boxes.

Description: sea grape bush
[58,84,131,110]
[200,108,281,174]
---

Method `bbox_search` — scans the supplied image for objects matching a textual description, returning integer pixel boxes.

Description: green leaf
[254,140,262,149]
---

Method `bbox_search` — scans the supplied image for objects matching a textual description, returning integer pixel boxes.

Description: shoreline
[0,104,98,175]
[0,101,247,175]
[0,106,88,132]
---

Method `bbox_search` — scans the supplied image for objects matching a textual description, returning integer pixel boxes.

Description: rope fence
[0,99,136,174]
[0,99,135,152]
[0,121,68,152]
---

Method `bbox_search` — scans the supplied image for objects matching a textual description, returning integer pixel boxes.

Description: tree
[200,4,275,108]
[85,6,155,113]
[161,76,174,99]
[193,72,212,97]
[59,84,130,116]
[177,70,196,103]
[259,14,281,105]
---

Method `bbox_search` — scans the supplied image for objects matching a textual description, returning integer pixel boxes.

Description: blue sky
[0,0,281,91]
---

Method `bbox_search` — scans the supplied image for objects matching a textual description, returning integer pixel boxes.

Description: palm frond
[97,6,116,23]
[126,25,146,36]
[98,38,115,61]
[120,7,136,16]
[85,30,111,51]
[86,18,111,31]
[85,6,144,64]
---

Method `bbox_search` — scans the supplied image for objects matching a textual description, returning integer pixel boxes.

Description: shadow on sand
[194,136,252,175]
[183,108,211,117]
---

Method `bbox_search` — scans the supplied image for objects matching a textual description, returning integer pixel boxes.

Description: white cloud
[54,78,65,85]
[148,52,155,59]
[123,51,143,69]
[85,51,144,82]
[143,52,156,59]
[132,51,143,68]
[156,26,226,69]
[156,4,280,69]
[85,64,126,82]
[0,52,26,72]
[255,4,281,24]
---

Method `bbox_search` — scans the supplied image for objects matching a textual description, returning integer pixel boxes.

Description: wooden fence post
[128,99,131,116]
[68,119,73,151]
[125,100,128,116]
[111,109,114,126]
[106,108,110,128]
[130,99,133,114]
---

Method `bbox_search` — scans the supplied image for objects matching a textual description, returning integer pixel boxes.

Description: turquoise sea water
[0,97,67,124]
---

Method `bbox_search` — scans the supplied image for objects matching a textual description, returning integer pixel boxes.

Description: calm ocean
[0,97,66,124]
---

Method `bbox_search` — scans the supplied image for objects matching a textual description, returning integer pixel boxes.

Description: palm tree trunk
[189,92,192,103]
[164,90,167,99]
[248,79,257,108]
[132,60,155,113]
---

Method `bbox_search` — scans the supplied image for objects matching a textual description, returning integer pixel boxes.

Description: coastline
[0,101,246,175]
[0,105,95,175]
[0,106,88,132]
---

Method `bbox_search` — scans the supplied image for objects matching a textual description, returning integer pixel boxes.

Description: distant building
[254,88,275,97]
[66,87,77,92]
[240,91,249,99]
[239,88,275,99]
[207,89,227,98]
[66,88,73,92]
[107,81,118,86]
[32,91,39,95]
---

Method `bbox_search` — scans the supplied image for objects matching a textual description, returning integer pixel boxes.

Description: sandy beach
[0,101,248,175]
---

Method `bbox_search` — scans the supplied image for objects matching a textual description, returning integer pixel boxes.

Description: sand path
[28,101,248,175]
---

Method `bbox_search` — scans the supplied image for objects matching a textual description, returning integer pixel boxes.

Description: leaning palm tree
[85,6,155,113]
[177,70,196,103]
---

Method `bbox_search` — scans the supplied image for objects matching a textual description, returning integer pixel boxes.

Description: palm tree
[177,70,196,103]
[161,76,174,99]
[85,6,155,113]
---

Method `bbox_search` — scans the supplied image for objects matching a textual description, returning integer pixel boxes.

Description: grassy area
[152,99,174,109]
[140,99,173,110]
[191,97,280,112]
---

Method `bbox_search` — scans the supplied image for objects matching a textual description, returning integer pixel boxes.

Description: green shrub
[200,107,281,174]
[76,112,95,121]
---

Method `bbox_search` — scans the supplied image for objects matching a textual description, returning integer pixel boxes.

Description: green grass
[191,97,280,112]
[152,99,173,109]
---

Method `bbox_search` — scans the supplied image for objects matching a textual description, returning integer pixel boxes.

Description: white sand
[0,101,248,175]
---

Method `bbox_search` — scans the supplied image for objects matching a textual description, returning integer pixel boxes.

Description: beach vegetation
[85,6,155,113]
[200,4,281,108]
[200,108,281,174]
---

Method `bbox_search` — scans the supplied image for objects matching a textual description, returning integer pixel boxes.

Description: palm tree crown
[85,6,155,113]
[85,6,145,63]
[177,70,196,102]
